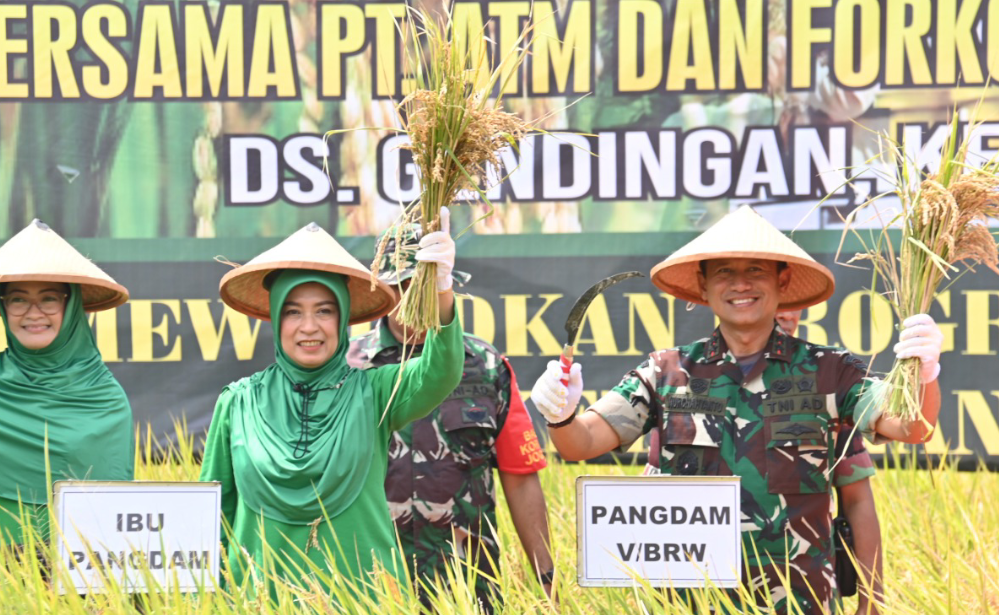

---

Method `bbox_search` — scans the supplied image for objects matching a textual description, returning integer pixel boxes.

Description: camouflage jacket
[834,424,875,488]
[347,321,544,603]
[647,412,876,487]
[593,324,882,615]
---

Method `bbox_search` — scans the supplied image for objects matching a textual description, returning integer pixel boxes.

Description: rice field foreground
[1,451,996,614]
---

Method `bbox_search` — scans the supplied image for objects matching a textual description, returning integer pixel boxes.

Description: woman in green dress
[200,211,463,596]
[0,220,134,546]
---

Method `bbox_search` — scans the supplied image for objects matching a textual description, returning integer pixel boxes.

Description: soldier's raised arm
[873,314,943,443]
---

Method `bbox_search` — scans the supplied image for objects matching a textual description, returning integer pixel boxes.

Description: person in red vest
[347,222,553,613]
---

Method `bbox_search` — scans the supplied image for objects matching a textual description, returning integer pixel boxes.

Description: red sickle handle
[559,344,574,387]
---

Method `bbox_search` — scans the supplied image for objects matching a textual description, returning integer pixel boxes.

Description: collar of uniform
[704,322,793,363]
[704,328,727,362]
[371,318,474,359]
[767,322,793,362]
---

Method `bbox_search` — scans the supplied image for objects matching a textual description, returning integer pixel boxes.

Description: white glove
[415,206,455,292]
[893,314,943,383]
[531,360,583,424]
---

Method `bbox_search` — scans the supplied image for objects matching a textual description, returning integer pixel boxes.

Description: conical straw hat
[651,205,835,310]
[0,219,128,312]
[219,223,396,323]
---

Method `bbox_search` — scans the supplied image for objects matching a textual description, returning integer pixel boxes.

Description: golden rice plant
[2,424,998,614]
[325,5,586,332]
[843,111,999,424]
[380,5,536,333]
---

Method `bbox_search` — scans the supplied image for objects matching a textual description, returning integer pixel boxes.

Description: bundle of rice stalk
[369,5,537,333]
[845,113,999,423]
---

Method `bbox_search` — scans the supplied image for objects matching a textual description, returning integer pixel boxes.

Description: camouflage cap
[374,223,471,287]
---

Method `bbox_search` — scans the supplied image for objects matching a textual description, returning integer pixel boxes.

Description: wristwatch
[547,412,576,429]
[538,569,555,585]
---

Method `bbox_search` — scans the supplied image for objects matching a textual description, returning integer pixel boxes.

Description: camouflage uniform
[833,425,875,488]
[347,322,545,612]
[646,406,875,487]
[832,423,876,596]
[594,323,883,614]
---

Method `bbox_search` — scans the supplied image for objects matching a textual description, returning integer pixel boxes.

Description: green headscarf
[227,270,374,524]
[0,284,134,504]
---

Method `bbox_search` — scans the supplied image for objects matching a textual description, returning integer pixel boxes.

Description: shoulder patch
[842,354,869,372]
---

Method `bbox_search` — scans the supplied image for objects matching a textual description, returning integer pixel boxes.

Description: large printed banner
[0,0,998,465]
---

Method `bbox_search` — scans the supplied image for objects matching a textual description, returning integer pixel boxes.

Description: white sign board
[576,475,741,588]
[53,481,221,594]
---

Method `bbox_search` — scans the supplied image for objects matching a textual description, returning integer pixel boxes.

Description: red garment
[495,358,547,474]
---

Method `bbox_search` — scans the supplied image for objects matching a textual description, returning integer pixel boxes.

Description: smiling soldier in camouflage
[347,224,553,613]
[532,206,944,615]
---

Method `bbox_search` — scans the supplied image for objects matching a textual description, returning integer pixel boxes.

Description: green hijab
[228,270,374,524]
[0,284,134,504]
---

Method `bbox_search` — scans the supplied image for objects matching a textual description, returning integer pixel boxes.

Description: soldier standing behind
[532,206,944,615]
[347,224,553,613]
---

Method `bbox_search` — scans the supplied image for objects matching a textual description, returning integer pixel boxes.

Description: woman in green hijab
[200,213,463,596]
[0,220,134,545]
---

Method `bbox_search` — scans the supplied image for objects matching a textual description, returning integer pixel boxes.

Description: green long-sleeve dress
[0,284,134,544]
[199,270,463,596]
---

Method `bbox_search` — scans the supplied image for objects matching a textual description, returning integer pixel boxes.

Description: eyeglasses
[280,306,340,322]
[1,294,68,316]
